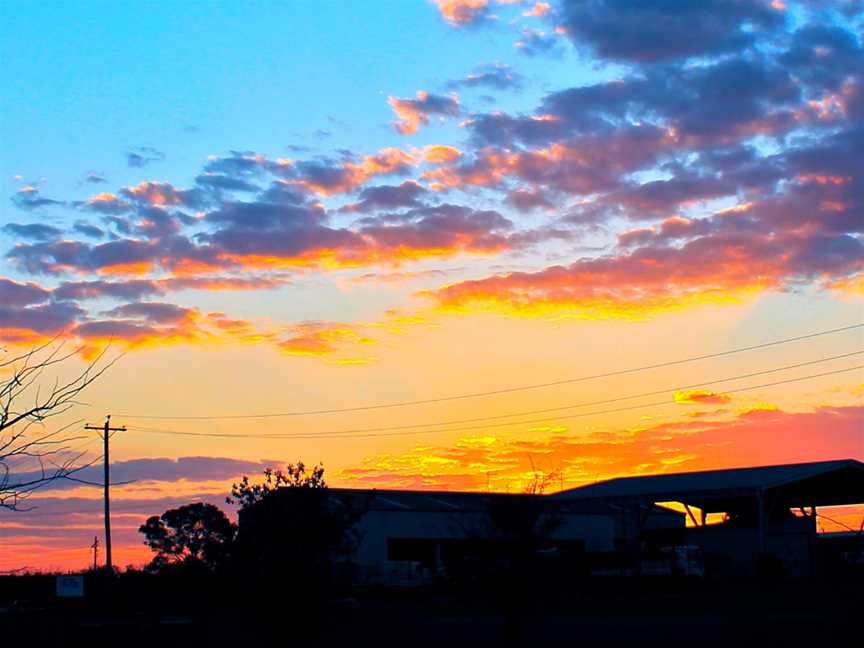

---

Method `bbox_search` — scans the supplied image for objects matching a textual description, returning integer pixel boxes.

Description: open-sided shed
[553,459,864,514]
[553,459,864,577]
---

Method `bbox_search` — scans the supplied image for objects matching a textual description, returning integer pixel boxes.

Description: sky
[1,0,863,571]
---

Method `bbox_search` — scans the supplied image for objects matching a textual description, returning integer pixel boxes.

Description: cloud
[8,237,164,276]
[514,28,565,58]
[557,0,785,63]
[81,192,131,214]
[120,181,202,208]
[605,173,739,220]
[340,180,429,213]
[9,192,523,278]
[11,186,63,211]
[68,303,263,354]
[505,188,557,212]
[125,146,165,168]
[427,220,864,319]
[3,223,62,241]
[423,145,463,164]
[4,11,861,359]
[388,91,461,135]
[83,172,107,184]
[465,56,807,150]
[67,302,285,355]
[53,276,287,302]
[429,126,673,193]
[432,0,491,27]
[523,2,551,18]
[0,284,380,360]
[72,317,204,352]
[73,221,105,238]
[8,456,273,493]
[294,148,416,194]
[0,456,283,570]
[674,390,733,405]
[446,63,524,91]
[0,277,51,307]
[0,300,84,343]
[356,203,515,260]
[104,301,197,325]
[0,491,228,571]
[195,172,260,193]
[277,321,375,359]
[337,404,864,492]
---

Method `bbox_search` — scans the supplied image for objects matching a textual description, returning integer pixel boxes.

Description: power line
[135,349,862,437]
[125,363,863,441]
[113,322,864,421]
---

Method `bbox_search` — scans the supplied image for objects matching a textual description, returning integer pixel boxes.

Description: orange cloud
[422,148,515,190]
[426,261,773,320]
[425,218,863,319]
[523,2,550,17]
[673,389,732,405]
[121,181,192,206]
[388,92,460,135]
[336,404,864,494]
[296,147,416,195]
[86,192,124,207]
[276,321,376,361]
[826,274,864,295]
[433,0,490,26]
[423,144,463,164]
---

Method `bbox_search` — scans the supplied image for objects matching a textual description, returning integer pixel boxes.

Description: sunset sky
[1,0,862,571]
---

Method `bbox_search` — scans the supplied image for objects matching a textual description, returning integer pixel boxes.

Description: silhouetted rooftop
[552,459,864,511]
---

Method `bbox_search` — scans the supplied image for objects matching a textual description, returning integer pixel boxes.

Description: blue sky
[2,1,593,209]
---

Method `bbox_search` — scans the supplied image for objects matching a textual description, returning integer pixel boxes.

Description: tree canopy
[139,502,236,571]
[227,461,325,510]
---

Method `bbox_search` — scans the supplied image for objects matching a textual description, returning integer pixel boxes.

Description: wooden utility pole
[91,536,99,571]
[85,416,126,571]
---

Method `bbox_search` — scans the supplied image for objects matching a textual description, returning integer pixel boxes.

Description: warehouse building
[242,458,863,584]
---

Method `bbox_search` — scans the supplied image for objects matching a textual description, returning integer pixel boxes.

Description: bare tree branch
[0,342,118,511]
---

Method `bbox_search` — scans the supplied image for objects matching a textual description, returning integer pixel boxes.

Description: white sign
[56,575,85,597]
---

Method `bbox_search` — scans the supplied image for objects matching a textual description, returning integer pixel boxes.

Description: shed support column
[684,504,699,527]
[757,491,766,555]
[808,505,817,580]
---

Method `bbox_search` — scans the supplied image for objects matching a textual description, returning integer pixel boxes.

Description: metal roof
[552,459,864,511]
[329,488,537,513]
[327,488,637,515]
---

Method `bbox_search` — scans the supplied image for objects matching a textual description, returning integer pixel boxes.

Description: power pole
[91,536,99,571]
[85,415,126,571]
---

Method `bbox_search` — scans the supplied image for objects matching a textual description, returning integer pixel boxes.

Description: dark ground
[2,580,859,648]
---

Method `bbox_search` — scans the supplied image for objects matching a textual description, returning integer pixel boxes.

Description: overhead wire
[124,363,864,441]
[113,322,864,420]
[137,349,861,437]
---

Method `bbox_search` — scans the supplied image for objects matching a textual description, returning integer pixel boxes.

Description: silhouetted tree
[484,472,565,644]
[139,502,236,571]
[229,462,364,565]
[226,461,325,508]
[524,466,562,495]
[1,342,116,511]
[228,462,366,634]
